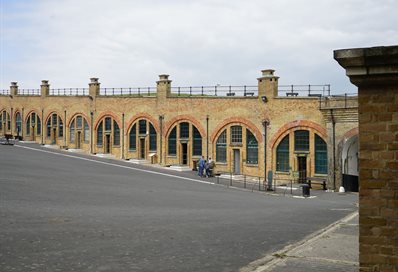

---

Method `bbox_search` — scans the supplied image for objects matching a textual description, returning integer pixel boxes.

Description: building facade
[0,69,358,190]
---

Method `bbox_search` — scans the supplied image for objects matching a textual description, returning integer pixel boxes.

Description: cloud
[1,0,397,93]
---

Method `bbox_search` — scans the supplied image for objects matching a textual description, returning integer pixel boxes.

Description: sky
[1,0,397,93]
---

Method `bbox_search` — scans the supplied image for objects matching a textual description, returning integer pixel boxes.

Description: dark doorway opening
[105,134,111,154]
[140,138,145,159]
[181,143,188,165]
[298,156,307,183]
[77,131,81,149]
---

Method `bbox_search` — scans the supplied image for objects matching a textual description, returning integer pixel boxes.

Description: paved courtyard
[0,143,357,272]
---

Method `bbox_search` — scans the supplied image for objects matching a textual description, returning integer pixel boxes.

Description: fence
[18,89,41,96]
[319,93,358,109]
[278,84,331,97]
[213,172,306,196]
[0,89,10,95]
[100,87,157,96]
[49,88,88,96]
[170,85,258,97]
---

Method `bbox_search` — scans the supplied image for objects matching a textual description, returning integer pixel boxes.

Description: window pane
[180,122,189,139]
[231,126,242,144]
[31,113,36,125]
[129,124,136,150]
[276,135,289,172]
[113,120,120,145]
[26,116,30,135]
[192,126,202,156]
[46,119,51,138]
[77,116,82,129]
[295,130,309,151]
[246,129,258,164]
[84,120,89,143]
[97,121,103,146]
[149,123,157,151]
[168,126,177,155]
[70,120,75,143]
[59,118,63,138]
[16,112,21,134]
[36,117,41,135]
[216,130,227,162]
[52,114,57,126]
[315,134,328,174]
[139,119,147,135]
[7,113,10,130]
[105,117,112,131]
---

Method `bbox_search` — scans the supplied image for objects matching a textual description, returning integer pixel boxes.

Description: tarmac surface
[0,143,358,272]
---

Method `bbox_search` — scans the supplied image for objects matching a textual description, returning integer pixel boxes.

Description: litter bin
[301,184,310,197]
[192,160,198,171]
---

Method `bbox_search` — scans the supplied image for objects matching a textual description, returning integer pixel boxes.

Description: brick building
[0,69,358,190]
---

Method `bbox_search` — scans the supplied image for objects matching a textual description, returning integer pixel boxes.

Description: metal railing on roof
[170,85,258,97]
[49,88,89,96]
[319,93,358,109]
[278,84,331,97]
[99,87,156,96]
[18,89,41,96]
[0,89,10,95]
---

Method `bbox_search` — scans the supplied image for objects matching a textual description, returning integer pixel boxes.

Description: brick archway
[24,110,41,123]
[210,117,262,143]
[125,112,160,135]
[164,115,205,138]
[94,111,122,130]
[67,112,91,128]
[45,111,64,124]
[269,120,327,149]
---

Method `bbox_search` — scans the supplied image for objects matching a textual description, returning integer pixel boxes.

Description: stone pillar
[156,74,171,100]
[89,78,100,97]
[334,45,398,272]
[10,82,18,96]
[41,80,50,97]
[257,69,279,102]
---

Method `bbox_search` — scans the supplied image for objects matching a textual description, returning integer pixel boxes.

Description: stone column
[334,45,398,272]
[89,78,100,97]
[41,80,49,97]
[10,82,18,96]
[156,74,171,100]
[257,69,279,102]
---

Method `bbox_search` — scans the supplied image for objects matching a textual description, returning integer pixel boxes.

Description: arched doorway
[342,135,359,192]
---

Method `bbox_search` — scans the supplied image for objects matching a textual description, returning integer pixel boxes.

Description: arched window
[216,130,227,162]
[69,115,89,147]
[315,134,327,174]
[46,113,63,141]
[15,112,22,135]
[97,121,103,146]
[276,135,289,172]
[168,126,177,156]
[294,130,309,151]
[25,112,41,136]
[129,124,136,150]
[246,129,258,164]
[149,123,157,151]
[180,122,189,139]
[231,125,242,145]
[192,126,202,156]
[113,120,120,146]
[1,110,11,132]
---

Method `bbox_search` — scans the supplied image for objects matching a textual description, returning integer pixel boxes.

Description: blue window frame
[276,135,289,172]
[246,129,258,164]
[168,126,177,156]
[315,134,328,174]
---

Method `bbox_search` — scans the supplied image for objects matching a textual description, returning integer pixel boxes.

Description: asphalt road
[0,143,358,272]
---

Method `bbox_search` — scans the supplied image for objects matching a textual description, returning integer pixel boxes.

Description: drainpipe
[330,109,336,191]
[206,115,209,159]
[90,111,94,154]
[21,107,24,139]
[262,119,270,190]
[41,109,44,145]
[64,110,66,147]
[122,113,125,159]
[159,115,164,164]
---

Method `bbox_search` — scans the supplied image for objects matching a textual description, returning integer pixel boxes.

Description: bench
[244,92,255,96]
[226,92,235,96]
[286,92,298,97]
[306,177,327,190]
